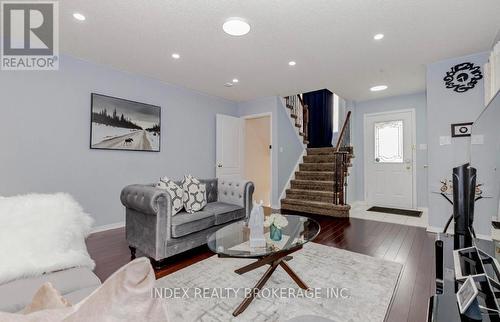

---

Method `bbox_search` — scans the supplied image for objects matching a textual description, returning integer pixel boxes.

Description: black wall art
[451,122,473,138]
[90,93,161,152]
[443,62,483,93]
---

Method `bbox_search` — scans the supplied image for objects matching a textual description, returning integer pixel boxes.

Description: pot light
[373,33,384,40]
[171,53,180,59]
[73,13,86,21]
[223,18,250,36]
[232,78,239,83]
[370,85,388,92]
[288,61,296,66]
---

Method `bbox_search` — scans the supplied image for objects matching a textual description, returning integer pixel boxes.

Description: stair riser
[299,163,336,171]
[295,172,334,181]
[291,181,334,192]
[303,155,336,163]
[281,203,349,217]
[306,148,337,155]
[286,191,334,203]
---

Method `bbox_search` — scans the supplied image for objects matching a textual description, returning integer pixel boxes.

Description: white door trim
[363,108,417,209]
[241,112,273,207]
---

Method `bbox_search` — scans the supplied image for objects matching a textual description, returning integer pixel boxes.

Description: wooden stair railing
[333,111,352,205]
[285,94,309,144]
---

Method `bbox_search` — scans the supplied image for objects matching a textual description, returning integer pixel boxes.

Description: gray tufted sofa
[120,178,254,268]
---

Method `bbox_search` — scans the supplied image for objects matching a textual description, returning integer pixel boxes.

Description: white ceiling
[60,0,500,102]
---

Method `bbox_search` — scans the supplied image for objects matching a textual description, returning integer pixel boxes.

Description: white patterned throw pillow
[181,175,207,213]
[156,177,184,215]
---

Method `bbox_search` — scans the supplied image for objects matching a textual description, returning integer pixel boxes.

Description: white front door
[216,114,244,179]
[364,110,416,209]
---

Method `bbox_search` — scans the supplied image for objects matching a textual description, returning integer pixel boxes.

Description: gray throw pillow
[181,175,207,213]
[156,177,184,215]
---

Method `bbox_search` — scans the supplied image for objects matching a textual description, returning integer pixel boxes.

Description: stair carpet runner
[280,147,353,217]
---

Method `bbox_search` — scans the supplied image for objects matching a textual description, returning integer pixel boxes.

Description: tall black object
[302,89,333,148]
[452,163,477,250]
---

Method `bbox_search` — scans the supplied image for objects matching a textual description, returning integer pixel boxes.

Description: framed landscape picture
[90,93,161,152]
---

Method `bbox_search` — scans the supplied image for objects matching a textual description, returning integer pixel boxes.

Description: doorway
[364,109,416,209]
[244,114,272,207]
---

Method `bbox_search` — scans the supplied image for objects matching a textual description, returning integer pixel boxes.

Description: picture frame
[451,122,473,138]
[90,93,161,152]
[456,275,479,314]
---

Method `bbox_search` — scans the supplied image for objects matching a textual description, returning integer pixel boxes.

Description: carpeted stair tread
[299,163,336,171]
[303,155,338,163]
[306,147,337,155]
[306,146,353,154]
[295,171,335,181]
[290,179,335,191]
[281,198,350,217]
[285,189,335,202]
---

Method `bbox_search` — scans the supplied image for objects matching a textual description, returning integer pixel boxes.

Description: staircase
[281,97,354,217]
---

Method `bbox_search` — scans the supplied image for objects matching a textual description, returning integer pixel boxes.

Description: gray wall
[276,98,305,201]
[237,97,304,208]
[351,92,428,207]
[0,55,238,227]
[426,52,490,235]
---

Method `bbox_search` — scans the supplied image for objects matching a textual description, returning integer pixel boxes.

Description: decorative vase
[270,224,282,241]
[249,201,266,248]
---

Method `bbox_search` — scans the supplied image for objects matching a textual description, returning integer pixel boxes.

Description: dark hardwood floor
[86,213,436,322]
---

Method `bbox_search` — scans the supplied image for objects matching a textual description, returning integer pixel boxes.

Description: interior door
[216,114,244,179]
[364,110,415,209]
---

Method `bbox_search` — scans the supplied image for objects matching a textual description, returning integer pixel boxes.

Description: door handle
[217,163,223,168]
[375,158,380,162]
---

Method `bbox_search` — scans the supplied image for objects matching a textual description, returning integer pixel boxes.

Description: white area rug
[156,242,402,322]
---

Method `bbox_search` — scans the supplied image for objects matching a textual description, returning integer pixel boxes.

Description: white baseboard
[427,225,448,234]
[90,221,125,234]
[427,225,492,241]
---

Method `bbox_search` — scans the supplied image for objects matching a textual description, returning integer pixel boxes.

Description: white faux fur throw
[0,193,95,285]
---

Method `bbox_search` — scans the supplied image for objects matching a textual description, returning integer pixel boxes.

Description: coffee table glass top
[207,214,320,258]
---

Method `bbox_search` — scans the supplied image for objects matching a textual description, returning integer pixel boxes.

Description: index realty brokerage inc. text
[152,287,351,300]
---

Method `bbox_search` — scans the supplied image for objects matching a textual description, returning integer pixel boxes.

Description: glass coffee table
[207,214,320,316]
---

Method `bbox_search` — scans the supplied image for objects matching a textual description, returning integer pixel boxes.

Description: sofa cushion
[181,175,207,213]
[171,210,215,238]
[203,202,245,225]
[0,267,101,313]
[156,177,184,215]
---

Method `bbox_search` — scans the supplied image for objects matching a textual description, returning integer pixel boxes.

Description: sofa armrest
[217,179,254,217]
[120,184,172,216]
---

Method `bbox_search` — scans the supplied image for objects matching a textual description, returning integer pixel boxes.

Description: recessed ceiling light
[373,33,384,40]
[232,78,239,83]
[223,18,250,36]
[370,85,388,92]
[73,13,86,21]
[224,82,234,87]
[288,61,296,66]
[171,53,180,59]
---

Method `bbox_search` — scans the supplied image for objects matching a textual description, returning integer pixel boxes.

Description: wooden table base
[231,246,309,317]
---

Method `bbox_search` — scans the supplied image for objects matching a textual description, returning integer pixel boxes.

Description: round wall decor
[443,62,483,93]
